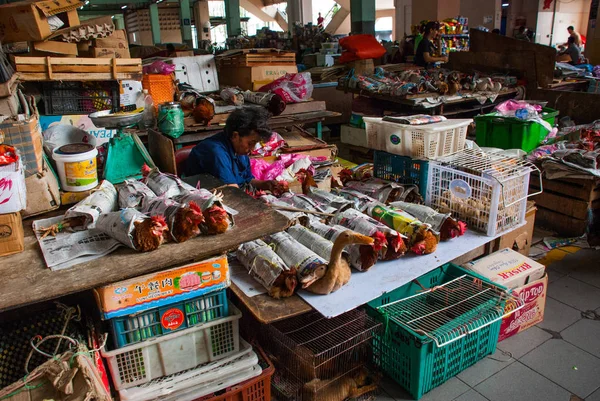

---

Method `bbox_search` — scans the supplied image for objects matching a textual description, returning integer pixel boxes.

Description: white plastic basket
[118,339,259,401]
[102,304,242,390]
[363,117,471,159]
[426,149,541,237]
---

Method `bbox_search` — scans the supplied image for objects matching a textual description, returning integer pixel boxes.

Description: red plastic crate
[193,345,274,401]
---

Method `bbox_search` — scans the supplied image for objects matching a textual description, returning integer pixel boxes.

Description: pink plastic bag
[143,61,176,75]
[251,132,286,157]
[258,73,313,104]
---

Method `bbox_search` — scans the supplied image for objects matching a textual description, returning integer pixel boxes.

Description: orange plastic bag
[339,34,386,63]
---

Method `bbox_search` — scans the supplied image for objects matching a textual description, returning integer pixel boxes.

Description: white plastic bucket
[52,143,98,192]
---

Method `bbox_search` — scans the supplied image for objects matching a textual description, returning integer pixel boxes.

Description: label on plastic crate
[94,254,230,319]
[499,274,547,342]
[161,308,185,330]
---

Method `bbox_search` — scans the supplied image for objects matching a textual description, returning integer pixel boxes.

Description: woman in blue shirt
[185,107,283,192]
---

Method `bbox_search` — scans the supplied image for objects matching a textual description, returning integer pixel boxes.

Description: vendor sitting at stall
[557,36,583,65]
[185,108,283,192]
[414,21,448,68]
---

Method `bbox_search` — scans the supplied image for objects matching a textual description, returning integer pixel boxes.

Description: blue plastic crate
[373,151,429,201]
[110,289,228,348]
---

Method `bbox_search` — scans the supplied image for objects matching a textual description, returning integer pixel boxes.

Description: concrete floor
[378,247,600,401]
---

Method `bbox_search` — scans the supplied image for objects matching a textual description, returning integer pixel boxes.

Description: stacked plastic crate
[260,309,382,401]
[96,255,269,401]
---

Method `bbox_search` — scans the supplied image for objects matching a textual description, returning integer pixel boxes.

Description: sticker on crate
[499,274,548,342]
[94,254,230,319]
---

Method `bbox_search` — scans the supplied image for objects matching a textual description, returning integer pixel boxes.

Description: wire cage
[426,149,541,236]
[262,309,382,382]
[271,360,380,401]
[42,81,120,115]
[366,263,524,399]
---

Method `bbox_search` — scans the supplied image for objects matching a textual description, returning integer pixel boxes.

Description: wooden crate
[530,175,600,237]
[218,52,295,67]
[14,57,142,81]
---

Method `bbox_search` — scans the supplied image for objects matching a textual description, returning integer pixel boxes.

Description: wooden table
[0,186,290,312]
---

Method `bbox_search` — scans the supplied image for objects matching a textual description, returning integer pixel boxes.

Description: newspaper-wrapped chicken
[308,219,378,271]
[118,180,156,209]
[280,192,338,215]
[390,201,467,240]
[141,164,187,198]
[345,178,423,204]
[261,194,309,226]
[175,188,234,234]
[268,231,327,288]
[237,240,298,299]
[365,203,439,255]
[306,188,353,212]
[333,208,408,260]
[37,180,117,238]
[96,209,169,252]
[332,188,379,211]
[140,196,204,243]
[287,225,347,262]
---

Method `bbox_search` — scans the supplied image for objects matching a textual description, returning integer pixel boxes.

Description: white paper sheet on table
[33,215,122,271]
[297,230,503,318]
[229,257,267,297]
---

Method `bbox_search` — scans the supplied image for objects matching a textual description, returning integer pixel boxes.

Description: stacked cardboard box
[90,30,130,59]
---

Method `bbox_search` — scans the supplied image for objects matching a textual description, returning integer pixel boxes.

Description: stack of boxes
[463,248,548,342]
[88,29,131,59]
[95,255,265,400]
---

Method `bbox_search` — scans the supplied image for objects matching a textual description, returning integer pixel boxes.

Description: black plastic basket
[42,81,120,115]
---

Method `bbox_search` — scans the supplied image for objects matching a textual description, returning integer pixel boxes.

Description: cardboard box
[0,212,24,257]
[341,124,370,148]
[463,248,546,289]
[0,154,27,214]
[94,29,128,49]
[94,255,230,319]
[32,40,78,56]
[92,47,131,59]
[22,165,60,218]
[218,65,298,91]
[173,50,194,57]
[499,274,548,342]
[0,0,82,43]
[0,83,21,116]
[0,113,44,177]
[495,202,536,256]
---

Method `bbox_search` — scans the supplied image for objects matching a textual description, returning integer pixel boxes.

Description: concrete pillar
[301,0,312,25]
[113,14,125,30]
[179,0,193,47]
[287,0,301,28]
[224,0,241,37]
[350,0,375,35]
[149,3,161,44]
[394,0,412,39]
[193,0,211,45]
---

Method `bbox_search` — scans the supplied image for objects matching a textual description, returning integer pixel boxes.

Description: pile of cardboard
[81,29,131,59]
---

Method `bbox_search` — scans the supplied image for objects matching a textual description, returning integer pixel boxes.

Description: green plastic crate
[474,107,559,152]
[366,263,508,399]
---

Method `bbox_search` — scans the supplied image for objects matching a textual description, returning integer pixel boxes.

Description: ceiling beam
[240,0,275,22]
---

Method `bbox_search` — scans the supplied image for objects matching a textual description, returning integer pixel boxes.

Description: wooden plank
[280,101,326,116]
[535,206,589,237]
[531,190,592,220]
[17,72,142,81]
[229,283,312,325]
[148,129,177,175]
[16,65,143,73]
[0,186,291,312]
[14,56,142,65]
[530,175,600,202]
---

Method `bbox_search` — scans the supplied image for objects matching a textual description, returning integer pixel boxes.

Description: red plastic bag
[339,34,386,62]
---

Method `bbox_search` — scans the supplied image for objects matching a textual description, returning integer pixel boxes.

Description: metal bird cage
[262,309,382,382]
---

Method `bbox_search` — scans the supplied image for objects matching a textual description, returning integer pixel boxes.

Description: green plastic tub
[474,107,559,152]
[366,263,508,399]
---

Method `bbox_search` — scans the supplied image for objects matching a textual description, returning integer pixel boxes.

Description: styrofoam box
[363,117,471,159]
[462,248,545,289]
[119,339,259,401]
[169,55,219,93]
[341,124,373,149]
[102,303,241,390]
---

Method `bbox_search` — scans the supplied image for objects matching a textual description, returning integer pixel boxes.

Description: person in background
[317,12,324,28]
[185,108,285,192]
[557,36,583,65]
[564,26,582,47]
[414,21,448,68]
[515,26,530,41]
[413,22,426,55]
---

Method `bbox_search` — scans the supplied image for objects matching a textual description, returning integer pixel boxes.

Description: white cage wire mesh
[426,149,541,236]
